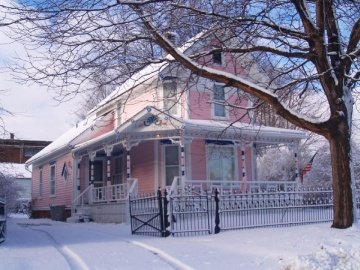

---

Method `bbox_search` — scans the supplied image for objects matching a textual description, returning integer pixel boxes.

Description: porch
[68,107,306,223]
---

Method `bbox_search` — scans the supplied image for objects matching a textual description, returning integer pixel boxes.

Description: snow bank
[290,246,360,270]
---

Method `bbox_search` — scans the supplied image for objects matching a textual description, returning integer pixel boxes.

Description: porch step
[67,206,92,223]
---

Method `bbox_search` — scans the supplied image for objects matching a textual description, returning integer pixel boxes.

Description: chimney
[10,133,14,140]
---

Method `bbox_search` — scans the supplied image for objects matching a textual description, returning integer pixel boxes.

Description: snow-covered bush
[0,173,22,213]
[304,142,360,187]
[257,146,310,182]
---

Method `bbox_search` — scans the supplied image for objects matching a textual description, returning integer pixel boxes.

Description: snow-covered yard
[1,215,360,270]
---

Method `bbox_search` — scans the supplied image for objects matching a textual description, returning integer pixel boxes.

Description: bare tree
[0,1,359,228]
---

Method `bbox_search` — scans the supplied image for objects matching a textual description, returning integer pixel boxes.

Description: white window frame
[162,144,180,187]
[206,144,238,181]
[163,79,179,116]
[39,168,43,197]
[212,83,229,119]
[50,164,56,196]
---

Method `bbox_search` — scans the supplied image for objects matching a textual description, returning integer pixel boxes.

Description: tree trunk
[329,131,354,228]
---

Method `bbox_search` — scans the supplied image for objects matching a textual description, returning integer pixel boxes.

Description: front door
[113,155,124,185]
[92,160,104,188]
[164,145,180,187]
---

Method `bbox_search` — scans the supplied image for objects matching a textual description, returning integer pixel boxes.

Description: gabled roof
[87,31,207,116]
[26,115,98,165]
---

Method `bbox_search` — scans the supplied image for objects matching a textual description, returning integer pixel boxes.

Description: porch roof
[73,107,307,156]
[183,119,307,144]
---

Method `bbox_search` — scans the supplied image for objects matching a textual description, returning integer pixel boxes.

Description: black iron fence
[0,199,5,243]
[129,189,170,237]
[129,187,360,237]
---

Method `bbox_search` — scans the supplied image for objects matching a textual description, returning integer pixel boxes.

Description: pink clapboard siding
[79,156,89,191]
[190,139,207,180]
[121,89,158,123]
[131,141,156,193]
[188,52,249,122]
[31,153,74,210]
[89,114,115,140]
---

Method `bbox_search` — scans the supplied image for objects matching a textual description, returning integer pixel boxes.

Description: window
[39,168,43,197]
[163,80,178,115]
[213,84,226,117]
[113,156,123,185]
[164,145,180,186]
[61,162,69,181]
[207,145,235,181]
[24,148,40,158]
[116,103,122,127]
[213,51,222,65]
[50,164,56,196]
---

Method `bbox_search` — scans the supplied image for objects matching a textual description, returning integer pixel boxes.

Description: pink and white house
[26,35,306,222]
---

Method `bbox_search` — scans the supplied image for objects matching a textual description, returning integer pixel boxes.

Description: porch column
[105,145,114,185]
[294,142,300,183]
[75,157,82,196]
[125,139,131,180]
[241,144,247,182]
[180,135,186,181]
[89,151,96,186]
[251,143,257,182]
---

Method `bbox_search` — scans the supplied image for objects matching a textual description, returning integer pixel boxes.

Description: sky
[0,30,82,142]
[2,215,360,270]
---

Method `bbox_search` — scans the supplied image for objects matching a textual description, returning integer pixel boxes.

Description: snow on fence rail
[130,187,360,237]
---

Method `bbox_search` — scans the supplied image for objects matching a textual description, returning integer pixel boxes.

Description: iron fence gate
[129,189,170,237]
[170,194,211,236]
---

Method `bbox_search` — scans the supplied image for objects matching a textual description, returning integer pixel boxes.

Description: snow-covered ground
[1,215,360,270]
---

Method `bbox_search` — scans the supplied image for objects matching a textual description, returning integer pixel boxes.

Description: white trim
[116,102,122,128]
[251,143,257,181]
[49,163,56,196]
[161,143,181,187]
[185,141,192,180]
[39,168,43,197]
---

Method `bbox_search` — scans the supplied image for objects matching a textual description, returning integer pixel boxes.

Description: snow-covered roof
[0,163,31,178]
[72,107,307,155]
[184,119,307,142]
[88,31,206,116]
[26,115,98,165]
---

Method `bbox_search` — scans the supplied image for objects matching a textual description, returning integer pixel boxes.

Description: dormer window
[213,51,222,65]
[163,80,178,115]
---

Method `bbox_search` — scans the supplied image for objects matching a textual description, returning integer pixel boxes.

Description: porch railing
[179,179,299,195]
[127,178,139,196]
[72,178,139,208]
[71,184,92,214]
